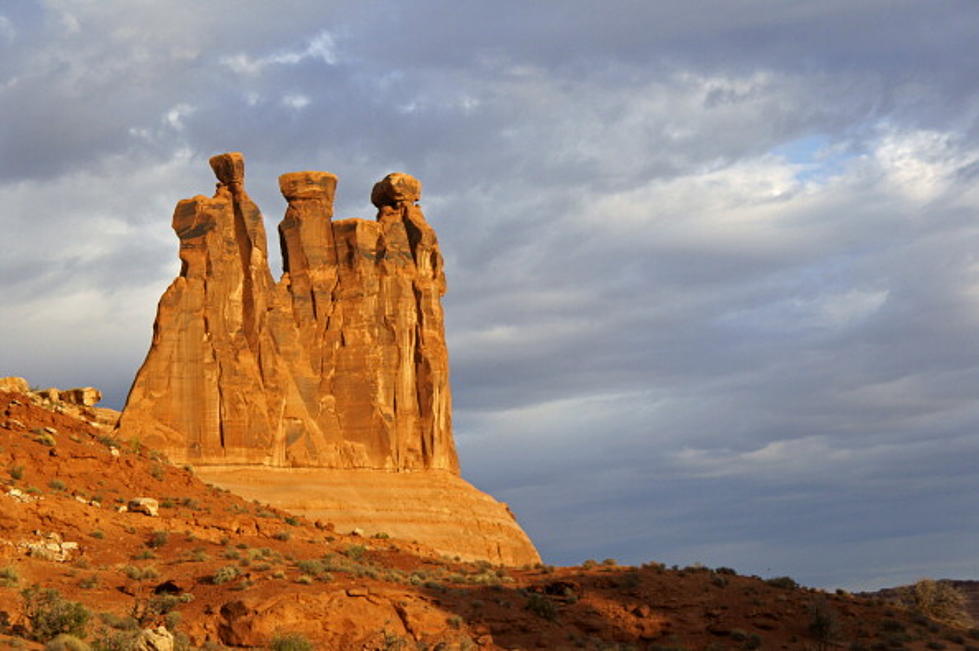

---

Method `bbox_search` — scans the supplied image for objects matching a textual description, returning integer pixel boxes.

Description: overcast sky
[3,1,979,591]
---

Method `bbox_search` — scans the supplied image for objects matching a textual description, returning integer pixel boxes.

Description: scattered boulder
[60,387,102,406]
[22,538,79,562]
[0,377,29,393]
[128,498,160,517]
[134,626,174,651]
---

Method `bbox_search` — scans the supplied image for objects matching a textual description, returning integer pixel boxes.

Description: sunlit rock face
[120,154,457,471]
[118,153,540,565]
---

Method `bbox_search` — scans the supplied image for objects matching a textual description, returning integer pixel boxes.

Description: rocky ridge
[3,387,974,650]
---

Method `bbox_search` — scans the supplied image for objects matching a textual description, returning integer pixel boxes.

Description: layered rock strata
[118,154,539,565]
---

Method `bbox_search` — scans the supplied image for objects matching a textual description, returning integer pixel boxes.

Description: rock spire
[119,153,458,472]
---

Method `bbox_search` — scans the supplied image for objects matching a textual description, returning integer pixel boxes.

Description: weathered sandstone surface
[0,376,119,431]
[196,467,536,566]
[118,154,539,565]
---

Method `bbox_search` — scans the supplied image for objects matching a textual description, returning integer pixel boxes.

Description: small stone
[351,527,364,537]
[128,497,160,517]
[346,587,369,597]
[44,426,57,434]
[110,448,121,457]
[117,505,128,513]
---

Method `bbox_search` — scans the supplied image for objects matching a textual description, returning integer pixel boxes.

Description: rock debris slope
[118,153,539,565]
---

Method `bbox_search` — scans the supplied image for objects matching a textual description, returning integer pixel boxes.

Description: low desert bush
[525,593,558,621]
[808,598,841,649]
[121,565,159,581]
[146,530,169,549]
[269,633,313,651]
[766,576,799,590]
[43,634,90,651]
[0,565,19,587]
[21,586,90,641]
[212,565,240,585]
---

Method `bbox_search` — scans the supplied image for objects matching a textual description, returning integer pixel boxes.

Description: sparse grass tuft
[0,565,19,587]
[212,565,240,585]
[146,530,169,549]
[269,633,313,651]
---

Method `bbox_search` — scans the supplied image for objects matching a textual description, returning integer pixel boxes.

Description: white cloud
[0,15,15,42]
[874,128,979,202]
[221,29,337,76]
[164,103,195,130]
[281,93,310,110]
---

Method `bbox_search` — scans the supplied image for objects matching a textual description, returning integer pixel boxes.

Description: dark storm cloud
[2,0,979,589]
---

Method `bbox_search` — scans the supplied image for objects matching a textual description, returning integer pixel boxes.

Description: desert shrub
[808,598,841,648]
[21,585,90,641]
[269,633,313,651]
[44,634,90,650]
[89,530,104,539]
[98,612,138,631]
[189,548,209,562]
[581,559,598,569]
[212,565,240,584]
[131,550,156,560]
[601,558,618,566]
[8,465,24,480]
[525,593,558,621]
[372,531,390,539]
[121,565,159,581]
[900,579,974,628]
[148,464,165,481]
[343,545,366,561]
[33,432,56,446]
[0,565,19,587]
[766,576,799,590]
[78,575,99,590]
[146,531,169,549]
[272,531,291,542]
[283,516,300,526]
[48,479,67,492]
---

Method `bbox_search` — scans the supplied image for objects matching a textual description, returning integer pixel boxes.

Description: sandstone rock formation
[119,153,456,471]
[0,376,118,431]
[118,153,539,565]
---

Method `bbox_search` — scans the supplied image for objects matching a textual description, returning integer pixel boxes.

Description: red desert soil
[1,390,976,650]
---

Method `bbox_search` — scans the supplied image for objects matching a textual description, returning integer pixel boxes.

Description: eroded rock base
[195,467,541,567]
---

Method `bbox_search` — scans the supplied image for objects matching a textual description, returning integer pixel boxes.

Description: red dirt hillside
[1,389,977,650]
